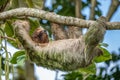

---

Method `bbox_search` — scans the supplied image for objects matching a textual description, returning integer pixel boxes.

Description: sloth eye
[38,30,46,37]
[38,32,43,38]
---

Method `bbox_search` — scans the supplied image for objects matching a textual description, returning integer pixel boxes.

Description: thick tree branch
[13,16,106,71]
[106,0,120,21]
[0,8,120,30]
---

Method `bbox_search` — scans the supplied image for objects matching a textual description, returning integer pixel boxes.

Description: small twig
[0,0,10,12]
[106,0,120,21]
[89,0,96,20]
[0,36,16,41]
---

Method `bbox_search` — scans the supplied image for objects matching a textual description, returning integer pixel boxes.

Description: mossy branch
[0,8,120,30]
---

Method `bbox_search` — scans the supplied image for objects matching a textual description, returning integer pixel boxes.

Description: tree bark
[25,60,35,80]
[106,0,120,21]
[89,0,96,20]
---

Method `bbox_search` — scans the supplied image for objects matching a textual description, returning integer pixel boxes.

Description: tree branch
[0,35,16,41]
[89,0,96,20]
[75,0,83,18]
[0,8,120,30]
[106,0,120,21]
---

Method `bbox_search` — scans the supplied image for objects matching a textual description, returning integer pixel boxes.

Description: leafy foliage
[10,50,25,64]
[63,71,83,80]
[45,0,102,18]
[52,0,75,16]
[63,70,103,80]
[10,0,43,9]
[79,63,96,74]
[28,18,40,36]
[16,54,26,66]
[93,47,111,63]
[0,55,5,70]
[0,0,8,6]
[4,21,14,37]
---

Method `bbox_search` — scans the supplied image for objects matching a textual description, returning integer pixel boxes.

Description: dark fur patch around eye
[38,32,43,40]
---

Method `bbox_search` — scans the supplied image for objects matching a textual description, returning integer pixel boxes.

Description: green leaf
[0,0,7,6]
[26,0,34,8]
[10,0,43,9]
[63,71,83,80]
[28,18,40,35]
[79,63,96,74]
[93,47,111,63]
[0,27,4,44]
[99,43,109,47]
[4,22,14,37]
[10,50,25,64]
[84,74,101,80]
[10,0,19,8]
[10,0,27,8]
[32,0,43,9]
[4,21,21,48]
[7,38,21,48]
[17,55,26,66]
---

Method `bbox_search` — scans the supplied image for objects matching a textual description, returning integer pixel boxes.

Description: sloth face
[32,28,49,43]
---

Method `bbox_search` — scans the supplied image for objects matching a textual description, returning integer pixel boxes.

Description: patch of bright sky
[45,0,52,10]
[35,66,56,80]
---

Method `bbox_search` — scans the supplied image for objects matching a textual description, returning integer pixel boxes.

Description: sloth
[14,17,106,70]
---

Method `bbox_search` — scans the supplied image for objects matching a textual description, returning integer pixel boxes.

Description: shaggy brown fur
[13,17,106,70]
